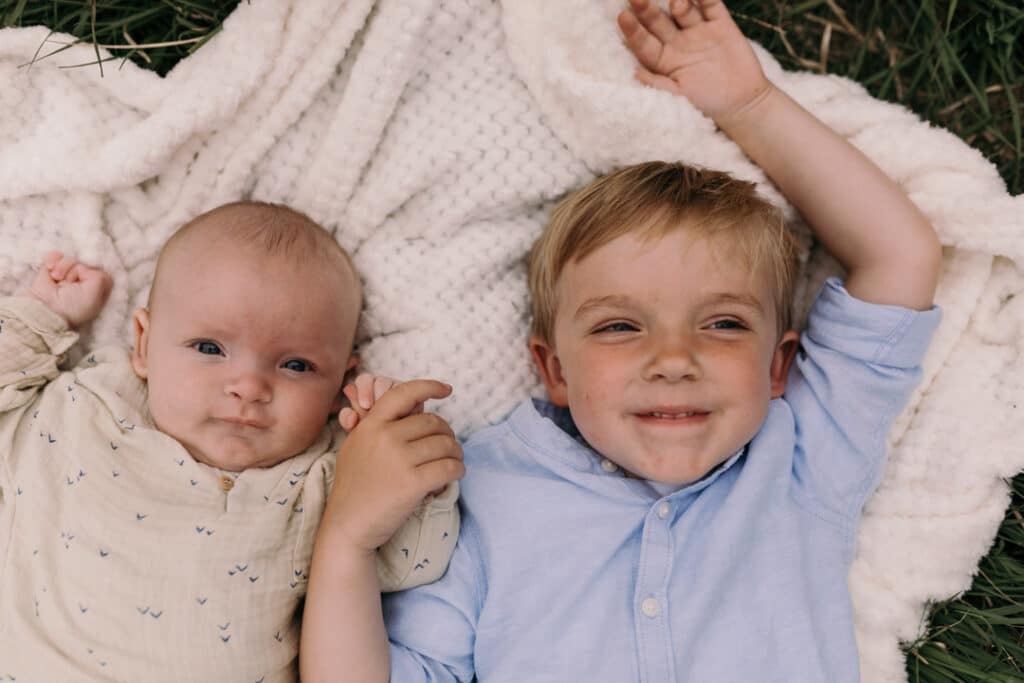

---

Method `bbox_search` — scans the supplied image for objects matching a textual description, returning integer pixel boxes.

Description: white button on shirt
[600,459,618,473]
[641,598,660,618]
[656,502,670,519]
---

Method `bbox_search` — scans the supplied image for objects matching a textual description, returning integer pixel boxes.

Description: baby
[0,201,462,682]
[301,1,942,681]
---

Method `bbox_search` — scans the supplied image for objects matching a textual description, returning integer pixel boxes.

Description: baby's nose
[225,372,272,403]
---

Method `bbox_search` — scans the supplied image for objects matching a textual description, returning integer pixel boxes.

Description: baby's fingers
[49,254,79,282]
[618,9,668,73]
[338,407,361,432]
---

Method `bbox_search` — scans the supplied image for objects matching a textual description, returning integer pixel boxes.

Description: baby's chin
[184,436,297,472]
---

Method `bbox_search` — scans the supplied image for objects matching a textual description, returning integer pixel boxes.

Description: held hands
[25,252,112,328]
[327,379,464,554]
[618,0,771,126]
[338,374,412,432]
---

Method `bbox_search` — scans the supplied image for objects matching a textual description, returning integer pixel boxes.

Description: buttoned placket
[633,495,676,682]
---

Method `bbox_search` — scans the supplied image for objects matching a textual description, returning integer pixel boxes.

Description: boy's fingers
[618,11,668,72]
[695,0,731,22]
[670,0,706,28]
[414,456,466,494]
[635,66,683,94]
[391,412,457,444]
[627,0,681,43]
[42,251,63,269]
[405,434,463,468]
[368,379,452,423]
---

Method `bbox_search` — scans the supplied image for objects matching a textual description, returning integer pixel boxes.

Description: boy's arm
[619,0,941,310]
[300,380,465,683]
[1,253,111,413]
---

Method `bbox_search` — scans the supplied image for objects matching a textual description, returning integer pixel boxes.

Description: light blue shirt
[384,279,941,682]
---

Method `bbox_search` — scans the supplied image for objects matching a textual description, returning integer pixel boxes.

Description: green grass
[2,1,1023,680]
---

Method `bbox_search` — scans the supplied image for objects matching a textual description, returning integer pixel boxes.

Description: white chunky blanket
[1,1,1022,680]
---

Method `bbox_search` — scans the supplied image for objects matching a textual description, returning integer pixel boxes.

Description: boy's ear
[769,330,801,398]
[529,335,569,407]
[332,355,360,413]
[131,307,151,380]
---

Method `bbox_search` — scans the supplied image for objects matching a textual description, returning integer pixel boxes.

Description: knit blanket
[1,1,1021,680]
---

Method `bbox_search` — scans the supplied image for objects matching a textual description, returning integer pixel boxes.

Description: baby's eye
[282,359,313,373]
[193,340,223,356]
[595,322,638,333]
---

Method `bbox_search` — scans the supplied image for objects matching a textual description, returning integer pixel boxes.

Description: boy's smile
[531,228,798,485]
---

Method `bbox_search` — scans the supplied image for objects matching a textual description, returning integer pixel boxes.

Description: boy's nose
[643,337,702,382]
[225,372,272,403]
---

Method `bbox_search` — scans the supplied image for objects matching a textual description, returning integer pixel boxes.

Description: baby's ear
[529,336,569,407]
[130,308,151,380]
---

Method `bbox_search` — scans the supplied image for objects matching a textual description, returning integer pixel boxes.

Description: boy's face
[531,228,798,485]
[132,240,359,472]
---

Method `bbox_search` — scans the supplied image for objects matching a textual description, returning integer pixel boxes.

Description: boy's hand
[24,252,112,328]
[326,379,464,554]
[618,0,770,124]
[338,374,419,432]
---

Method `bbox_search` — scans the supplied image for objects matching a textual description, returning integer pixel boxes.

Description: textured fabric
[0,2,1021,680]
[384,279,941,682]
[0,296,459,683]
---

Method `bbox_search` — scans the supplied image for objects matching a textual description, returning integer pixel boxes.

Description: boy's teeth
[650,411,695,418]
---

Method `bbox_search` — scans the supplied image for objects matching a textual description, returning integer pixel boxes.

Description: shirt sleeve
[785,278,941,521]
[0,296,78,415]
[383,511,482,682]
[377,481,461,592]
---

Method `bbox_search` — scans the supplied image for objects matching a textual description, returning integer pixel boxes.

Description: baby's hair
[149,200,360,311]
[528,161,798,343]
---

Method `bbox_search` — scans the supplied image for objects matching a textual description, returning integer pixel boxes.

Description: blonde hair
[149,200,360,311]
[528,162,797,343]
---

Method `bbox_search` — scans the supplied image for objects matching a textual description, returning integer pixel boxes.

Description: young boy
[302,0,942,680]
[0,201,463,682]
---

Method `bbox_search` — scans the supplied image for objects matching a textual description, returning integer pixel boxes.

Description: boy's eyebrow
[573,292,766,320]
[703,292,766,312]
[573,295,635,320]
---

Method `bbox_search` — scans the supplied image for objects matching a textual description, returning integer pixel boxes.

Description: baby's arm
[619,0,941,310]
[1,253,111,413]
[301,380,464,683]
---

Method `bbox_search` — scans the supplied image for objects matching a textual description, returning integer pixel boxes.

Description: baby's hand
[25,252,112,328]
[618,0,770,124]
[326,380,464,553]
[339,374,422,432]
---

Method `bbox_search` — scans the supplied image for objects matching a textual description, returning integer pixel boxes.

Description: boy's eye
[595,322,638,333]
[282,359,313,373]
[193,341,223,356]
[709,319,746,331]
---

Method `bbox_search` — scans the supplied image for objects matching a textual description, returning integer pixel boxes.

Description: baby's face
[531,228,798,485]
[132,242,358,472]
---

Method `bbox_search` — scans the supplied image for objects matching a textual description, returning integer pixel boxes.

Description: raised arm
[1,253,111,413]
[619,0,941,310]
[300,380,464,683]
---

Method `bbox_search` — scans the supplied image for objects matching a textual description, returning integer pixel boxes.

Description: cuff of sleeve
[804,278,941,368]
[0,296,78,356]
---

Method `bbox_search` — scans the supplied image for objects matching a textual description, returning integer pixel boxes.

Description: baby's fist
[27,252,112,328]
